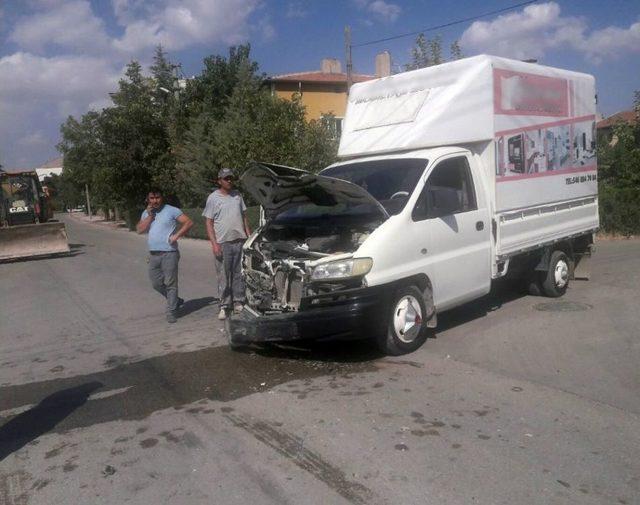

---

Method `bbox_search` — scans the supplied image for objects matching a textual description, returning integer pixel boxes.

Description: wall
[274,82,348,121]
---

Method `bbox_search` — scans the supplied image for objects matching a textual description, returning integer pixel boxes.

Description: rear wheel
[377,286,429,355]
[541,250,570,297]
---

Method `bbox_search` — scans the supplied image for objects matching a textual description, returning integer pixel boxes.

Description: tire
[541,250,570,298]
[525,271,543,296]
[377,286,430,356]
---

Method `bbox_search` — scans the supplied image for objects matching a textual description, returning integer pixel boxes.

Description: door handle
[476,221,484,231]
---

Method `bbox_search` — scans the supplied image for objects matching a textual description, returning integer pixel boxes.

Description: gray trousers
[148,251,180,314]
[218,240,245,308]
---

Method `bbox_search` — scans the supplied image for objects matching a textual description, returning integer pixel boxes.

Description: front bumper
[228,284,390,343]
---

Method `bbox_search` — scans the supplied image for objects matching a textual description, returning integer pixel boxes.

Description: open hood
[240,162,389,219]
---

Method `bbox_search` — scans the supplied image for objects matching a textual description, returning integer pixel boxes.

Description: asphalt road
[0,214,638,505]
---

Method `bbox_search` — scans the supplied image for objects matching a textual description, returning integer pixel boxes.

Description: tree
[176,55,337,206]
[597,92,640,235]
[405,33,431,71]
[450,40,463,60]
[102,60,175,214]
[57,111,107,213]
[181,44,259,122]
[43,173,84,211]
[405,34,463,70]
[59,45,339,215]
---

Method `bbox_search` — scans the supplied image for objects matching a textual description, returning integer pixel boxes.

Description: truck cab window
[412,156,477,221]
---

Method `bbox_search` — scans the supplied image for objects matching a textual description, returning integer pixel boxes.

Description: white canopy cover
[339,55,595,159]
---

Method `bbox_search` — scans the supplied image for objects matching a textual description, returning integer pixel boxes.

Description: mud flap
[573,245,594,280]
[422,288,437,328]
[0,222,70,261]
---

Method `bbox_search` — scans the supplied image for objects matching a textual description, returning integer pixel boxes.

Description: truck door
[411,154,491,310]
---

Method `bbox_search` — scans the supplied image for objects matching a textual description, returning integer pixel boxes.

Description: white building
[35,157,63,181]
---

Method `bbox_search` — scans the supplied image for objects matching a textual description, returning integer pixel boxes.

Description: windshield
[321,158,428,215]
[1,175,36,206]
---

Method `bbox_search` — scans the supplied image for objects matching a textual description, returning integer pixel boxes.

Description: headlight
[311,258,373,281]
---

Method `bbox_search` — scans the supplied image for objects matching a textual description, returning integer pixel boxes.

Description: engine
[243,222,374,313]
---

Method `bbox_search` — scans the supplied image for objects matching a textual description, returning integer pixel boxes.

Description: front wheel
[377,286,430,355]
[541,250,570,297]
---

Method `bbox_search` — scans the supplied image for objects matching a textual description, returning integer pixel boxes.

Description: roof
[0,167,37,175]
[596,110,638,129]
[268,71,375,84]
[38,156,63,169]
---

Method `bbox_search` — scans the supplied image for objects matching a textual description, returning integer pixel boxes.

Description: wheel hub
[393,295,423,343]
[554,259,569,288]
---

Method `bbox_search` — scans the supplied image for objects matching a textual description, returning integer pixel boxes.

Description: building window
[322,115,343,139]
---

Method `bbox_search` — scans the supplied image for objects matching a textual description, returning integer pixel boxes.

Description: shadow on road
[246,339,385,364]
[179,296,216,317]
[437,279,527,333]
[0,381,103,462]
[68,242,86,252]
[0,344,381,437]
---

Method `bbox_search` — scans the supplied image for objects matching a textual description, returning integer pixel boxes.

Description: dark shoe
[178,297,185,308]
[167,312,177,323]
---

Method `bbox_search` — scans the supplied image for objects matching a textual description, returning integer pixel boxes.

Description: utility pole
[345,26,353,92]
[85,183,92,220]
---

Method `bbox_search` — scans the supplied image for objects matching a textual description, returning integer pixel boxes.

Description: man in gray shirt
[202,168,251,320]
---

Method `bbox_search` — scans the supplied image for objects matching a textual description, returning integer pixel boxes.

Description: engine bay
[243,221,378,314]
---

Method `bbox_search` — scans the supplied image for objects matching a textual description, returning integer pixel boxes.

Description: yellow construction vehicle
[0,168,70,261]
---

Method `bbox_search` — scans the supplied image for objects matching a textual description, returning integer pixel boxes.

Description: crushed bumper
[228,285,389,343]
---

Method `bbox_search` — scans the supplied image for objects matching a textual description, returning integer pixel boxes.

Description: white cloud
[367,0,401,22]
[354,0,401,23]
[111,0,154,25]
[0,52,120,166]
[0,52,119,107]
[460,2,640,62]
[112,0,261,53]
[10,0,110,54]
[585,20,640,59]
[257,16,276,41]
[286,2,307,19]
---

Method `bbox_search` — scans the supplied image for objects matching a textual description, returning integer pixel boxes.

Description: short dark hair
[147,187,163,196]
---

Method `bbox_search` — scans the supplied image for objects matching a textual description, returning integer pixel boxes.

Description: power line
[353,0,538,48]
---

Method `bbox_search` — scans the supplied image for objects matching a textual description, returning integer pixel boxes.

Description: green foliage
[42,173,84,211]
[181,44,259,122]
[450,41,463,60]
[597,93,640,235]
[599,186,640,236]
[405,34,463,71]
[176,49,337,206]
[58,44,338,223]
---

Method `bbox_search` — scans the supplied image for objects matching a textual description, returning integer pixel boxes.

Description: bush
[599,186,640,236]
[183,206,260,240]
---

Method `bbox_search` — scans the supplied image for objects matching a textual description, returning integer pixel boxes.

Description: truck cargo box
[339,55,598,258]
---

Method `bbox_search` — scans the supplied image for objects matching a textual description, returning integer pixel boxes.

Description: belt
[149,250,178,255]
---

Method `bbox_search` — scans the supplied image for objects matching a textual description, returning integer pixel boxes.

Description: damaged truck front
[227,160,431,352]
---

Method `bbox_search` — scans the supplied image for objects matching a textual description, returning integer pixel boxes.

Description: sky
[1,0,639,168]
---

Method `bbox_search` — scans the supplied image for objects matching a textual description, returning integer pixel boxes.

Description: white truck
[229,55,598,354]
